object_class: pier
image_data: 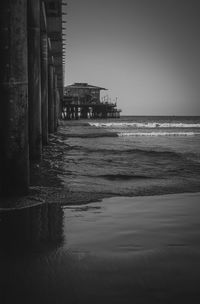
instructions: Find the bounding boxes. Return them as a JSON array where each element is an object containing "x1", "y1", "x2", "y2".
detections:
[
  {"x1": 0, "y1": 0, "x2": 65, "y2": 196},
  {"x1": 63, "y1": 83, "x2": 121, "y2": 119}
]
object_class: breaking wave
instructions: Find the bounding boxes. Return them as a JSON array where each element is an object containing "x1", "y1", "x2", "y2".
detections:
[
  {"x1": 89, "y1": 122, "x2": 200, "y2": 128},
  {"x1": 118, "y1": 132, "x2": 199, "y2": 137}
]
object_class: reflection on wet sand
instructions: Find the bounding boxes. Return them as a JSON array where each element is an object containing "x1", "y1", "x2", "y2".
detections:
[
  {"x1": 0, "y1": 203, "x2": 64, "y2": 254},
  {"x1": 1, "y1": 194, "x2": 200, "y2": 304},
  {"x1": 0, "y1": 203, "x2": 66, "y2": 304}
]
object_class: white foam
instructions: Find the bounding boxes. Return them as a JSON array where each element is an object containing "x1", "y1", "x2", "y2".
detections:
[
  {"x1": 89, "y1": 122, "x2": 200, "y2": 129},
  {"x1": 118, "y1": 132, "x2": 200, "y2": 137}
]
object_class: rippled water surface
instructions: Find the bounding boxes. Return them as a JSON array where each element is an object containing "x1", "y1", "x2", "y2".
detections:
[{"x1": 58, "y1": 116, "x2": 200, "y2": 199}]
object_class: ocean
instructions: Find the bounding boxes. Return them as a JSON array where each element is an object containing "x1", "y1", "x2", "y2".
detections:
[
  {"x1": 1, "y1": 116, "x2": 200, "y2": 303},
  {"x1": 59, "y1": 115, "x2": 200, "y2": 200}
]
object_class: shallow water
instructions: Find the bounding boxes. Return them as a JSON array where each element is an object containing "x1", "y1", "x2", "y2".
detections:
[
  {"x1": 58, "y1": 116, "x2": 200, "y2": 199},
  {"x1": 1, "y1": 193, "x2": 200, "y2": 303}
]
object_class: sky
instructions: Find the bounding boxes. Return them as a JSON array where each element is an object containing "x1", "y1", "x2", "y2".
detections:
[{"x1": 64, "y1": 0, "x2": 200, "y2": 115}]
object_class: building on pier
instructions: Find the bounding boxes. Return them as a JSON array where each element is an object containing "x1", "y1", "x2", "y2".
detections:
[{"x1": 63, "y1": 83, "x2": 121, "y2": 119}]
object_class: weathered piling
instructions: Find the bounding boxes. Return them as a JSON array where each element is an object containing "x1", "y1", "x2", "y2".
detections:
[
  {"x1": 48, "y1": 43, "x2": 55, "y2": 133},
  {"x1": 27, "y1": 0, "x2": 42, "y2": 160},
  {"x1": 54, "y1": 74, "x2": 58, "y2": 131},
  {"x1": 40, "y1": 2, "x2": 49, "y2": 145},
  {"x1": 0, "y1": 0, "x2": 29, "y2": 194},
  {"x1": 0, "y1": 0, "x2": 65, "y2": 198},
  {"x1": 56, "y1": 88, "x2": 61, "y2": 123},
  {"x1": 75, "y1": 106, "x2": 79, "y2": 120}
]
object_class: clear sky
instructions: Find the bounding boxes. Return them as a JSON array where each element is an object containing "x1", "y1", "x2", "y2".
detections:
[{"x1": 64, "y1": 0, "x2": 200, "y2": 115}]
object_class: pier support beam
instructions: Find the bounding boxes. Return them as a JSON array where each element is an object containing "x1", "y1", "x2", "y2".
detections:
[
  {"x1": 40, "y1": 2, "x2": 48, "y2": 145},
  {"x1": 71, "y1": 106, "x2": 75, "y2": 120},
  {"x1": 80, "y1": 107, "x2": 89, "y2": 119},
  {"x1": 48, "y1": 52, "x2": 55, "y2": 133},
  {"x1": 54, "y1": 74, "x2": 58, "y2": 131},
  {"x1": 75, "y1": 107, "x2": 79, "y2": 120},
  {"x1": 27, "y1": 0, "x2": 42, "y2": 160},
  {"x1": 67, "y1": 106, "x2": 71, "y2": 120},
  {"x1": 0, "y1": 0, "x2": 29, "y2": 195},
  {"x1": 56, "y1": 88, "x2": 60, "y2": 127}
]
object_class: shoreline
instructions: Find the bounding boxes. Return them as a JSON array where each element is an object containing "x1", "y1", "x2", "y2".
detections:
[
  {"x1": 1, "y1": 190, "x2": 200, "y2": 212},
  {"x1": 1, "y1": 119, "x2": 200, "y2": 211}
]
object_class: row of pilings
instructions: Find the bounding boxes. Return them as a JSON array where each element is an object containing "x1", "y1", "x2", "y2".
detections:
[
  {"x1": 62, "y1": 105, "x2": 121, "y2": 120},
  {"x1": 0, "y1": 0, "x2": 63, "y2": 196}
]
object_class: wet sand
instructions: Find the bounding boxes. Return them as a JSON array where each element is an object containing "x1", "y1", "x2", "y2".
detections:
[
  {"x1": 62, "y1": 193, "x2": 200, "y2": 303},
  {"x1": 1, "y1": 192, "x2": 200, "y2": 303}
]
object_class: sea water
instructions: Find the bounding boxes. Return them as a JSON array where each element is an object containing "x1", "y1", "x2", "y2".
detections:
[
  {"x1": 59, "y1": 116, "x2": 200, "y2": 198},
  {"x1": 1, "y1": 116, "x2": 200, "y2": 303}
]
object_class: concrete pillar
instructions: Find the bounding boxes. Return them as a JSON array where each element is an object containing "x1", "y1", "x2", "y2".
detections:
[
  {"x1": 75, "y1": 107, "x2": 79, "y2": 120},
  {"x1": 67, "y1": 106, "x2": 70, "y2": 120},
  {"x1": 40, "y1": 2, "x2": 48, "y2": 145},
  {"x1": 0, "y1": 0, "x2": 29, "y2": 195},
  {"x1": 27, "y1": 0, "x2": 42, "y2": 161},
  {"x1": 71, "y1": 106, "x2": 75, "y2": 120},
  {"x1": 80, "y1": 108, "x2": 84, "y2": 119},
  {"x1": 54, "y1": 74, "x2": 58, "y2": 131},
  {"x1": 48, "y1": 49, "x2": 55, "y2": 133},
  {"x1": 91, "y1": 107, "x2": 94, "y2": 119},
  {"x1": 56, "y1": 88, "x2": 60, "y2": 126},
  {"x1": 81, "y1": 107, "x2": 88, "y2": 119}
]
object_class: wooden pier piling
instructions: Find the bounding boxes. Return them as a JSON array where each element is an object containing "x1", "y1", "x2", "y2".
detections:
[
  {"x1": 27, "y1": 0, "x2": 42, "y2": 160},
  {"x1": 48, "y1": 51, "x2": 55, "y2": 133},
  {"x1": 0, "y1": 0, "x2": 65, "y2": 197},
  {"x1": 40, "y1": 2, "x2": 49, "y2": 145},
  {"x1": 0, "y1": 0, "x2": 30, "y2": 194},
  {"x1": 54, "y1": 73, "x2": 58, "y2": 131}
]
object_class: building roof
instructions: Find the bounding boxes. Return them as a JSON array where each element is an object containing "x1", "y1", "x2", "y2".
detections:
[{"x1": 65, "y1": 83, "x2": 107, "y2": 90}]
